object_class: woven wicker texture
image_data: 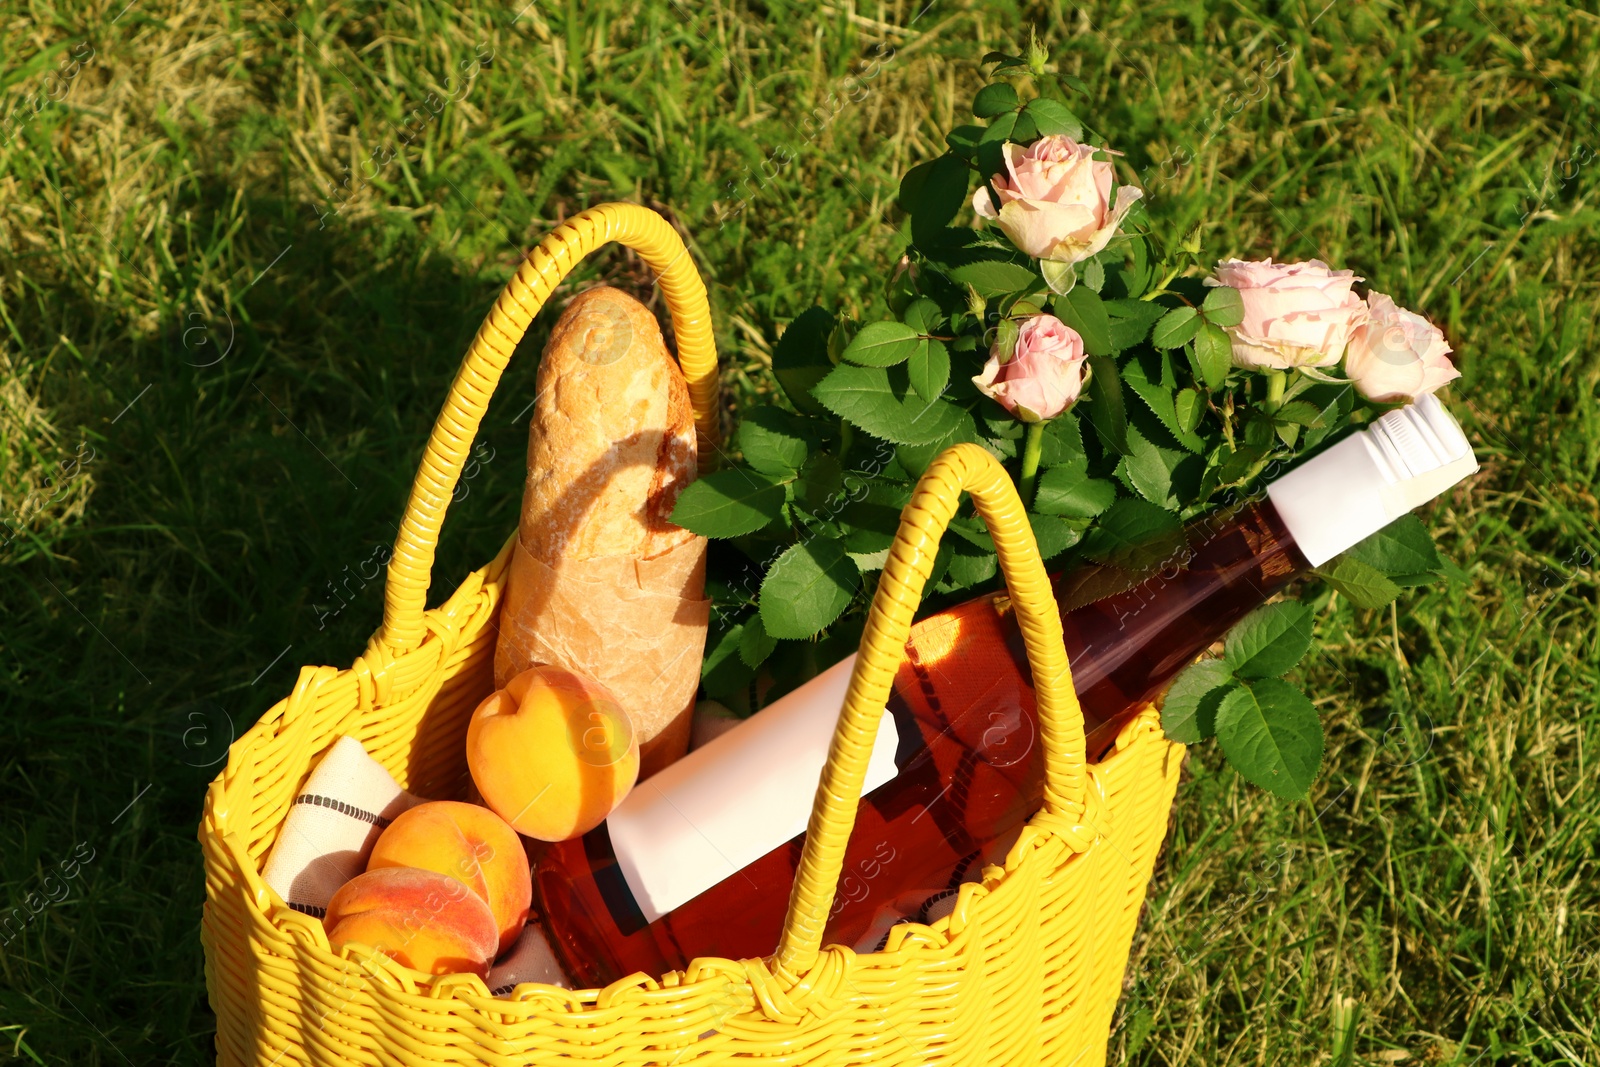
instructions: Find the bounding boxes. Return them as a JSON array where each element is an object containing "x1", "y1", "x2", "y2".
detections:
[{"x1": 199, "y1": 204, "x2": 1186, "y2": 1066}]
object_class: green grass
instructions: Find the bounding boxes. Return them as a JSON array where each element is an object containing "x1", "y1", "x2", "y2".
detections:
[{"x1": 1, "y1": 0, "x2": 1596, "y2": 1063}]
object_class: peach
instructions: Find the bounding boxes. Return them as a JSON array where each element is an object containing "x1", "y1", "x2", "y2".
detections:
[
  {"x1": 368, "y1": 801, "x2": 532, "y2": 955},
  {"x1": 323, "y1": 867, "x2": 498, "y2": 978},
  {"x1": 467, "y1": 665, "x2": 640, "y2": 842}
]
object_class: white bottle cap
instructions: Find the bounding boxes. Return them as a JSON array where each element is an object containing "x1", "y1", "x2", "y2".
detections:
[
  {"x1": 605, "y1": 654, "x2": 901, "y2": 923},
  {"x1": 1265, "y1": 393, "x2": 1477, "y2": 567}
]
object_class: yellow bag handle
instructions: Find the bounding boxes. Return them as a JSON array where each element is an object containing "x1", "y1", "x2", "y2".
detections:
[
  {"x1": 774, "y1": 442, "x2": 1086, "y2": 974},
  {"x1": 377, "y1": 203, "x2": 721, "y2": 651}
]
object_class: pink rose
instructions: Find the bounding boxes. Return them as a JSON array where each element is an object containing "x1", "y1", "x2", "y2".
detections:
[
  {"x1": 1207, "y1": 258, "x2": 1368, "y2": 369},
  {"x1": 1343, "y1": 292, "x2": 1460, "y2": 402},
  {"x1": 972, "y1": 136, "x2": 1142, "y2": 264},
  {"x1": 973, "y1": 314, "x2": 1087, "y2": 422}
]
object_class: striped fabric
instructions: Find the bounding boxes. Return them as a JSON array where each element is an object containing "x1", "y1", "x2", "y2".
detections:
[{"x1": 260, "y1": 736, "x2": 421, "y2": 915}]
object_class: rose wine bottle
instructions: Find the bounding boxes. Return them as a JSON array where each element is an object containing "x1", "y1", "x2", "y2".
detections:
[{"x1": 534, "y1": 395, "x2": 1478, "y2": 988}]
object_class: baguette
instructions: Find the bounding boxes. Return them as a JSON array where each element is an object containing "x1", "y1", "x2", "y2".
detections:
[{"x1": 493, "y1": 287, "x2": 710, "y2": 778}]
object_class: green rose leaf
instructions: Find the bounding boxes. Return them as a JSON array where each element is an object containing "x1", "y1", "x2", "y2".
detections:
[
  {"x1": 812, "y1": 363, "x2": 971, "y2": 445},
  {"x1": 897, "y1": 158, "x2": 934, "y2": 212},
  {"x1": 1038, "y1": 411, "x2": 1087, "y2": 466},
  {"x1": 1080, "y1": 496, "x2": 1186, "y2": 571},
  {"x1": 737, "y1": 408, "x2": 811, "y2": 476},
  {"x1": 910, "y1": 153, "x2": 971, "y2": 245},
  {"x1": 1438, "y1": 554, "x2": 1471, "y2": 585},
  {"x1": 1083, "y1": 353, "x2": 1130, "y2": 456},
  {"x1": 1200, "y1": 284, "x2": 1245, "y2": 328},
  {"x1": 1034, "y1": 459, "x2": 1117, "y2": 518},
  {"x1": 1316, "y1": 555, "x2": 1404, "y2": 609},
  {"x1": 976, "y1": 112, "x2": 1019, "y2": 174},
  {"x1": 796, "y1": 453, "x2": 844, "y2": 512},
  {"x1": 1243, "y1": 413, "x2": 1277, "y2": 450},
  {"x1": 1113, "y1": 237, "x2": 1154, "y2": 299},
  {"x1": 1214, "y1": 679, "x2": 1325, "y2": 800},
  {"x1": 1082, "y1": 256, "x2": 1106, "y2": 293},
  {"x1": 760, "y1": 537, "x2": 860, "y2": 639},
  {"x1": 1011, "y1": 109, "x2": 1039, "y2": 144},
  {"x1": 843, "y1": 506, "x2": 898, "y2": 557},
  {"x1": 1103, "y1": 297, "x2": 1167, "y2": 351},
  {"x1": 903, "y1": 297, "x2": 943, "y2": 335},
  {"x1": 1122, "y1": 358, "x2": 1205, "y2": 452},
  {"x1": 973, "y1": 82, "x2": 1020, "y2": 118},
  {"x1": 670, "y1": 468, "x2": 787, "y2": 537},
  {"x1": 772, "y1": 307, "x2": 837, "y2": 417},
  {"x1": 1274, "y1": 400, "x2": 1332, "y2": 427},
  {"x1": 1022, "y1": 97, "x2": 1083, "y2": 139},
  {"x1": 701, "y1": 621, "x2": 756, "y2": 700},
  {"x1": 1295, "y1": 384, "x2": 1358, "y2": 449},
  {"x1": 1190, "y1": 320, "x2": 1233, "y2": 390},
  {"x1": 1215, "y1": 442, "x2": 1267, "y2": 486},
  {"x1": 738, "y1": 611, "x2": 778, "y2": 668},
  {"x1": 947, "y1": 258, "x2": 1040, "y2": 297},
  {"x1": 1027, "y1": 511, "x2": 1086, "y2": 562},
  {"x1": 893, "y1": 408, "x2": 983, "y2": 477},
  {"x1": 841, "y1": 320, "x2": 922, "y2": 367},
  {"x1": 1152, "y1": 305, "x2": 1201, "y2": 349},
  {"x1": 1174, "y1": 388, "x2": 1206, "y2": 436},
  {"x1": 1223, "y1": 602, "x2": 1315, "y2": 679},
  {"x1": 1059, "y1": 73, "x2": 1091, "y2": 96},
  {"x1": 945, "y1": 515, "x2": 995, "y2": 553},
  {"x1": 907, "y1": 338, "x2": 951, "y2": 404},
  {"x1": 944, "y1": 548, "x2": 999, "y2": 590},
  {"x1": 1161, "y1": 659, "x2": 1235, "y2": 744},
  {"x1": 1054, "y1": 287, "x2": 1113, "y2": 356},
  {"x1": 982, "y1": 404, "x2": 1025, "y2": 441},
  {"x1": 1343, "y1": 514, "x2": 1444, "y2": 578},
  {"x1": 1115, "y1": 424, "x2": 1197, "y2": 510},
  {"x1": 946, "y1": 124, "x2": 984, "y2": 158}
]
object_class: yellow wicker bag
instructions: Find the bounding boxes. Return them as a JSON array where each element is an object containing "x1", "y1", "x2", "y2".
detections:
[{"x1": 199, "y1": 203, "x2": 1186, "y2": 1066}]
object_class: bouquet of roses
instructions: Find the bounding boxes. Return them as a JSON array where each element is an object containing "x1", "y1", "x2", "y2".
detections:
[{"x1": 672, "y1": 43, "x2": 1463, "y2": 799}]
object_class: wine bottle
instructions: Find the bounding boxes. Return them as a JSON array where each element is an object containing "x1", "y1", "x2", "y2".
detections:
[{"x1": 534, "y1": 395, "x2": 1478, "y2": 988}]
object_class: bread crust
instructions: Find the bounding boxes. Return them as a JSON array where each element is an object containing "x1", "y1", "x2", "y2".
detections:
[
  {"x1": 497, "y1": 286, "x2": 709, "y2": 777},
  {"x1": 519, "y1": 287, "x2": 697, "y2": 563}
]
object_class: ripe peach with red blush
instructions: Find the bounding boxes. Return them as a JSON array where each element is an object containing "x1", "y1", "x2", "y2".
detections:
[
  {"x1": 323, "y1": 866, "x2": 498, "y2": 977},
  {"x1": 367, "y1": 800, "x2": 531, "y2": 955}
]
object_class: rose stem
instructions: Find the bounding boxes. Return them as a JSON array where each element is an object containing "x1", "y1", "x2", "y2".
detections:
[
  {"x1": 1264, "y1": 368, "x2": 1287, "y2": 412},
  {"x1": 1018, "y1": 420, "x2": 1045, "y2": 506},
  {"x1": 1140, "y1": 265, "x2": 1185, "y2": 300}
]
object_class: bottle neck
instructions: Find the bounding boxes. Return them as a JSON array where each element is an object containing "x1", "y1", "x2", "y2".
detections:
[
  {"x1": 1060, "y1": 495, "x2": 1310, "y2": 753},
  {"x1": 882, "y1": 494, "x2": 1310, "y2": 763}
]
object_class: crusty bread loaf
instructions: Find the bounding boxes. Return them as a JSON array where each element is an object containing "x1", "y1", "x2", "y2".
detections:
[
  {"x1": 518, "y1": 287, "x2": 698, "y2": 564},
  {"x1": 494, "y1": 286, "x2": 710, "y2": 779}
]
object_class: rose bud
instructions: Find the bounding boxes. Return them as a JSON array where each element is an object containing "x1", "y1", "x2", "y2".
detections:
[
  {"x1": 973, "y1": 313, "x2": 1088, "y2": 423},
  {"x1": 1343, "y1": 292, "x2": 1461, "y2": 403},
  {"x1": 972, "y1": 135, "x2": 1142, "y2": 265},
  {"x1": 1206, "y1": 258, "x2": 1369, "y2": 370}
]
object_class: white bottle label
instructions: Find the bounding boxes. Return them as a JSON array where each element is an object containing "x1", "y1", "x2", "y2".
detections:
[{"x1": 605, "y1": 654, "x2": 902, "y2": 923}]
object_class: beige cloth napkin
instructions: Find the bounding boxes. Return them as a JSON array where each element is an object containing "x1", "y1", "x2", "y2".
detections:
[
  {"x1": 260, "y1": 736, "x2": 568, "y2": 995},
  {"x1": 486, "y1": 922, "x2": 571, "y2": 994},
  {"x1": 260, "y1": 736, "x2": 421, "y2": 918}
]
